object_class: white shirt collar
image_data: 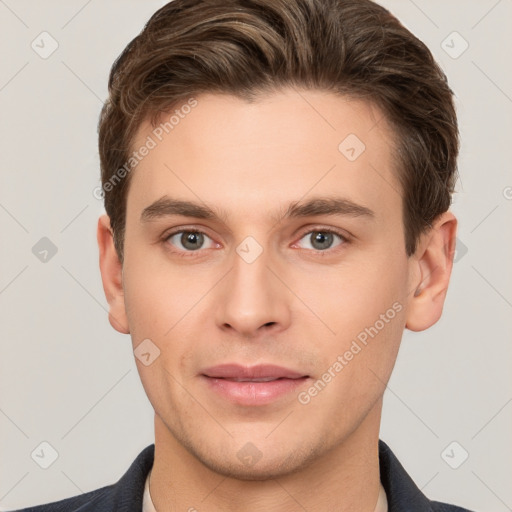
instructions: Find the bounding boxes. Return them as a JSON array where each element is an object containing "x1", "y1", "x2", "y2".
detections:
[{"x1": 142, "y1": 468, "x2": 157, "y2": 512}]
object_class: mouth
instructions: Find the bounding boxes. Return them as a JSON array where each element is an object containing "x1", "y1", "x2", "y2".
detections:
[
  {"x1": 215, "y1": 376, "x2": 296, "y2": 382},
  {"x1": 201, "y1": 363, "x2": 308, "y2": 380},
  {"x1": 200, "y1": 364, "x2": 310, "y2": 405}
]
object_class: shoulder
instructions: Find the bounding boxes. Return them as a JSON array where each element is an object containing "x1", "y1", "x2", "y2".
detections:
[
  {"x1": 431, "y1": 500, "x2": 477, "y2": 512},
  {"x1": 9, "y1": 485, "x2": 113, "y2": 512},
  {"x1": 378, "y1": 439, "x2": 478, "y2": 512},
  {"x1": 9, "y1": 444, "x2": 155, "y2": 512}
]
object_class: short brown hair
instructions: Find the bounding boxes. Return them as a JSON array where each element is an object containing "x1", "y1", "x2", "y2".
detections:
[{"x1": 98, "y1": 0, "x2": 459, "y2": 264}]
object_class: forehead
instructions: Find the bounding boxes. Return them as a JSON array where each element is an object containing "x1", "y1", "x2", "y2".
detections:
[{"x1": 126, "y1": 88, "x2": 401, "y2": 227}]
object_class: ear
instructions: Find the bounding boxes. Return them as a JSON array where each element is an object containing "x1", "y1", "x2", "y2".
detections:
[
  {"x1": 97, "y1": 214, "x2": 130, "y2": 334},
  {"x1": 405, "y1": 211, "x2": 458, "y2": 332}
]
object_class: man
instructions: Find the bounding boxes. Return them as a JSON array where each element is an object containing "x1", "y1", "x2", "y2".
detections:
[{"x1": 14, "y1": 0, "x2": 476, "y2": 510}]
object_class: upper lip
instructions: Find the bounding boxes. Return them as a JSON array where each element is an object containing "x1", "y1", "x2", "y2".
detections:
[{"x1": 201, "y1": 364, "x2": 308, "y2": 380}]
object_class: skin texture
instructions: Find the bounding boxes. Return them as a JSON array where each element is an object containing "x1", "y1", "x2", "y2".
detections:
[{"x1": 97, "y1": 88, "x2": 457, "y2": 511}]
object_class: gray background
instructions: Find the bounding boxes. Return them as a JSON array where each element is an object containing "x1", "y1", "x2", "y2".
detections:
[{"x1": 1, "y1": 0, "x2": 511, "y2": 510}]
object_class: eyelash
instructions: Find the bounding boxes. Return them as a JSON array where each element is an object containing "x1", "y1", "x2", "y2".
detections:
[{"x1": 161, "y1": 226, "x2": 351, "y2": 259}]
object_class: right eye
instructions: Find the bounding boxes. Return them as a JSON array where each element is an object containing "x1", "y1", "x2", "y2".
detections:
[{"x1": 164, "y1": 229, "x2": 216, "y2": 256}]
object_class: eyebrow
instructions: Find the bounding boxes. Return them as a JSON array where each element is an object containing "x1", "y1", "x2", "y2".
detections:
[{"x1": 140, "y1": 195, "x2": 375, "y2": 225}]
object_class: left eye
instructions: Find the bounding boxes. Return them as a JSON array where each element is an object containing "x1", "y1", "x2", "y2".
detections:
[{"x1": 295, "y1": 230, "x2": 346, "y2": 251}]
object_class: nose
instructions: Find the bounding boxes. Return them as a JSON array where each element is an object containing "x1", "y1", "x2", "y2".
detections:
[{"x1": 215, "y1": 244, "x2": 292, "y2": 339}]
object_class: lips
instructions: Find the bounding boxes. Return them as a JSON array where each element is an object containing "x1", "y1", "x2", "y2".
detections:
[
  {"x1": 201, "y1": 363, "x2": 308, "y2": 380},
  {"x1": 200, "y1": 364, "x2": 310, "y2": 406}
]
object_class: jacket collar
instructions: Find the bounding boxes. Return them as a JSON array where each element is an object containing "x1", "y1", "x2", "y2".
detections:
[{"x1": 378, "y1": 439, "x2": 433, "y2": 511}]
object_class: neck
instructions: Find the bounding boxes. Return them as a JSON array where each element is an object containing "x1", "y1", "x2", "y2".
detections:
[{"x1": 150, "y1": 400, "x2": 383, "y2": 512}]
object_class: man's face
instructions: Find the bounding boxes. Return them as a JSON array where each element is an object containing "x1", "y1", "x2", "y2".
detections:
[{"x1": 119, "y1": 88, "x2": 416, "y2": 478}]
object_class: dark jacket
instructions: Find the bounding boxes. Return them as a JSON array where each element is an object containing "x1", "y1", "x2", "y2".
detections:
[{"x1": 11, "y1": 439, "x2": 476, "y2": 511}]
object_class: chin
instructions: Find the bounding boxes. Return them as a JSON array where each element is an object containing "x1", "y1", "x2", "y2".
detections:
[
  {"x1": 187, "y1": 436, "x2": 321, "y2": 481},
  {"x1": 199, "y1": 453, "x2": 309, "y2": 481}
]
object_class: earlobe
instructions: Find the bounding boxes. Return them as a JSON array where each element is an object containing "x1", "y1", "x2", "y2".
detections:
[
  {"x1": 97, "y1": 214, "x2": 130, "y2": 335},
  {"x1": 405, "y1": 212, "x2": 458, "y2": 332}
]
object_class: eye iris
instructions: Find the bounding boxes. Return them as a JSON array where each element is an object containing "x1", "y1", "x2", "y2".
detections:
[
  {"x1": 182, "y1": 231, "x2": 203, "y2": 250},
  {"x1": 311, "y1": 231, "x2": 333, "y2": 250}
]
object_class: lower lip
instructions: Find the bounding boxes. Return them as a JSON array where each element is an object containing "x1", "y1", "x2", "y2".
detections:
[{"x1": 201, "y1": 376, "x2": 310, "y2": 406}]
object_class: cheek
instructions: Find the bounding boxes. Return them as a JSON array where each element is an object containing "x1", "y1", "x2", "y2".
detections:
[
  {"x1": 303, "y1": 254, "x2": 406, "y2": 336},
  {"x1": 301, "y1": 254, "x2": 407, "y2": 398},
  {"x1": 122, "y1": 249, "x2": 203, "y2": 339}
]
